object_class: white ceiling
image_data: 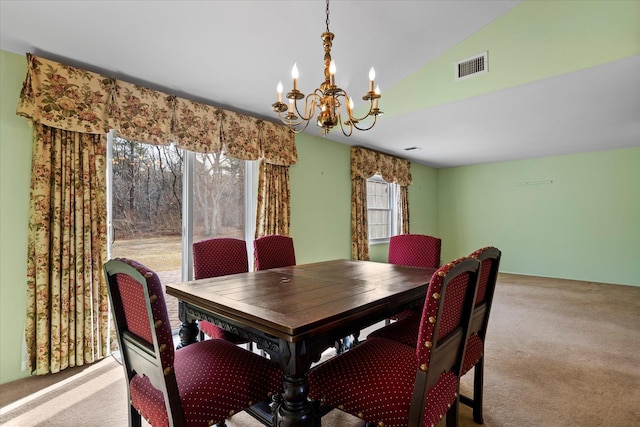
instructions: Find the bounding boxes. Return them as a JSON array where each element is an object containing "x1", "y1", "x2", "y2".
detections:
[{"x1": 1, "y1": 0, "x2": 639, "y2": 168}]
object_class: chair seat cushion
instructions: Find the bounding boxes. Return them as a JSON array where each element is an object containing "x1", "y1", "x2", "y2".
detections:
[
  {"x1": 369, "y1": 318, "x2": 485, "y2": 376},
  {"x1": 199, "y1": 320, "x2": 248, "y2": 344},
  {"x1": 462, "y1": 333, "x2": 484, "y2": 375},
  {"x1": 308, "y1": 337, "x2": 458, "y2": 427},
  {"x1": 130, "y1": 339, "x2": 282, "y2": 427},
  {"x1": 367, "y1": 312, "x2": 420, "y2": 347}
]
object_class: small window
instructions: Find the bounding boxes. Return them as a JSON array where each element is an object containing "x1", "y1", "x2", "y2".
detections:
[{"x1": 367, "y1": 175, "x2": 400, "y2": 243}]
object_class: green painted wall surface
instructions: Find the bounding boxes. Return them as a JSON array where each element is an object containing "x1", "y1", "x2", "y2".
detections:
[
  {"x1": 289, "y1": 134, "x2": 352, "y2": 264},
  {"x1": 382, "y1": 0, "x2": 640, "y2": 117},
  {"x1": 406, "y1": 163, "x2": 440, "y2": 237},
  {"x1": 438, "y1": 148, "x2": 640, "y2": 286},
  {"x1": 0, "y1": 50, "x2": 32, "y2": 383}
]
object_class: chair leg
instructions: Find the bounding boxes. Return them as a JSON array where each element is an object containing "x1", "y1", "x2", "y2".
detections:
[
  {"x1": 472, "y1": 358, "x2": 484, "y2": 424},
  {"x1": 129, "y1": 403, "x2": 142, "y2": 427},
  {"x1": 445, "y1": 397, "x2": 460, "y2": 427},
  {"x1": 270, "y1": 393, "x2": 283, "y2": 427},
  {"x1": 311, "y1": 399, "x2": 322, "y2": 427}
]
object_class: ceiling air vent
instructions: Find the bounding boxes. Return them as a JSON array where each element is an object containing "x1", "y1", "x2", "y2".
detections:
[{"x1": 455, "y1": 51, "x2": 488, "y2": 81}]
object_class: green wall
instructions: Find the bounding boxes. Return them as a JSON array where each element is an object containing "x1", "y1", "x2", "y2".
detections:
[
  {"x1": 438, "y1": 148, "x2": 640, "y2": 286},
  {"x1": 382, "y1": 0, "x2": 640, "y2": 117},
  {"x1": 1, "y1": 50, "x2": 32, "y2": 383},
  {"x1": 289, "y1": 134, "x2": 352, "y2": 264}
]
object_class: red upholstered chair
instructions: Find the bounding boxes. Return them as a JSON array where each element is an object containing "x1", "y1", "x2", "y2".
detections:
[
  {"x1": 387, "y1": 233, "x2": 442, "y2": 321},
  {"x1": 253, "y1": 234, "x2": 296, "y2": 271},
  {"x1": 308, "y1": 257, "x2": 481, "y2": 427},
  {"x1": 104, "y1": 258, "x2": 282, "y2": 427},
  {"x1": 193, "y1": 238, "x2": 249, "y2": 344},
  {"x1": 388, "y1": 233, "x2": 442, "y2": 269},
  {"x1": 368, "y1": 247, "x2": 502, "y2": 424},
  {"x1": 193, "y1": 237, "x2": 248, "y2": 279},
  {"x1": 458, "y1": 247, "x2": 501, "y2": 424}
]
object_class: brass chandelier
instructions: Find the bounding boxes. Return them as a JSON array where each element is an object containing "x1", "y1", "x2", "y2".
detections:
[{"x1": 271, "y1": 0, "x2": 382, "y2": 136}]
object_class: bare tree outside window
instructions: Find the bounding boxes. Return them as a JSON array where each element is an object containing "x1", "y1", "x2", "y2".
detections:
[
  {"x1": 111, "y1": 137, "x2": 184, "y2": 239},
  {"x1": 193, "y1": 152, "x2": 244, "y2": 241},
  {"x1": 109, "y1": 137, "x2": 246, "y2": 329}
]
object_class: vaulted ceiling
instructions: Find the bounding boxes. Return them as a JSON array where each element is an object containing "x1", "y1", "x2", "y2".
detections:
[{"x1": 1, "y1": 0, "x2": 638, "y2": 167}]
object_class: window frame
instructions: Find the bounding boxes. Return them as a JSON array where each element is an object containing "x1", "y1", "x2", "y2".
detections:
[
  {"x1": 106, "y1": 131, "x2": 257, "y2": 279},
  {"x1": 366, "y1": 174, "x2": 400, "y2": 244}
]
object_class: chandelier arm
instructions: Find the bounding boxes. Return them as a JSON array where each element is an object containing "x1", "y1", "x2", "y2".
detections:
[
  {"x1": 277, "y1": 110, "x2": 313, "y2": 134},
  {"x1": 351, "y1": 114, "x2": 379, "y2": 132},
  {"x1": 306, "y1": 91, "x2": 323, "y2": 121},
  {"x1": 330, "y1": 98, "x2": 354, "y2": 137},
  {"x1": 277, "y1": 111, "x2": 305, "y2": 128},
  {"x1": 347, "y1": 99, "x2": 378, "y2": 123},
  {"x1": 337, "y1": 114, "x2": 354, "y2": 137},
  {"x1": 290, "y1": 91, "x2": 322, "y2": 122}
]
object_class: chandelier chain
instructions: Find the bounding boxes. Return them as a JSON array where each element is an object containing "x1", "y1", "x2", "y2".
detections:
[{"x1": 325, "y1": 0, "x2": 330, "y2": 33}]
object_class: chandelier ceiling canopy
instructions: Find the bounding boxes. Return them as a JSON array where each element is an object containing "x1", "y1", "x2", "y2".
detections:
[{"x1": 271, "y1": 0, "x2": 382, "y2": 137}]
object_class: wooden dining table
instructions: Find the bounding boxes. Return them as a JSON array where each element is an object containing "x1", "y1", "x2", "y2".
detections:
[{"x1": 166, "y1": 259, "x2": 436, "y2": 427}]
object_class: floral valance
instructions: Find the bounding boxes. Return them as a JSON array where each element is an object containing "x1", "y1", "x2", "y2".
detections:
[
  {"x1": 17, "y1": 53, "x2": 296, "y2": 165},
  {"x1": 350, "y1": 146, "x2": 412, "y2": 186}
]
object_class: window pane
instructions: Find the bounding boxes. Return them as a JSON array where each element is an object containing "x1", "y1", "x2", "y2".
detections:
[
  {"x1": 367, "y1": 180, "x2": 389, "y2": 209},
  {"x1": 367, "y1": 175, "x2": 399, "y2": 241},
  {"x1": 368, "y1": 209, "x2": 391, "y2": 239},
  {"x1": 193, "y1": 152, "x2": 245, "y2": 241},
  {"x1": 110, "y1": 138, "x2": 183, "y2": 329}
]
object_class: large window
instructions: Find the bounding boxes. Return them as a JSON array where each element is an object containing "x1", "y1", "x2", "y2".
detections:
[
  {"x1": 107, "y1": 133, "x2": 255, "y2": 330},
  {"x1": 367, "y1": 174, "x2": 400, "y2": 243}
]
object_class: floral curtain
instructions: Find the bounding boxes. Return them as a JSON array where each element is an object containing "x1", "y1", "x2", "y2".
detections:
[
  {"x1": 17, "y1": 53, "x2": 297, "y2": 163},
  {"x1": 350, "y1": 146, "x2": 412, "y2": 260},
  {"x1": 24, "y1": 124, "x2": 108, "y2": 374},
  {"x1": 400, "y1": 186, "x2": 410, "y2": 234},
  {"x1": 255, "y1": 161, "x2": 291, "y2": 238},
  {"x1": 17, "y1": 53, "x2": 295, "y2": 375}
]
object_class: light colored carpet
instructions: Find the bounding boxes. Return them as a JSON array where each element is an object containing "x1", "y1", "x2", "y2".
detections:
[{"x1": 1, "y1": 273, "x2": 639, "y2": 426}]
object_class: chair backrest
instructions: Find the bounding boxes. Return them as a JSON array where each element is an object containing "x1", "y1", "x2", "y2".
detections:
[
  {"x1": 468, "y1": 246, "x2": 502, "y2": 339},
  {"x1": 409, "y1": 256, "x2": 480, "y2": 420},
  {"x1": 104, "y1": 258, "x2": 184, "y2": 425},
  {"x1": 253, "y1": 234, "x2": 296, "y2": 270},
  {"x1": 193, "y1": 237, "x2": 249, "y2": 279},
  {"x1": 388, "y1": 233, "x2": 442, "y2": 269}
]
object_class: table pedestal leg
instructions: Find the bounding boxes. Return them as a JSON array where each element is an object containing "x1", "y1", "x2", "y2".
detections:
[
  {"x1": 176, "y1": 301, "x2": 199, "y2": 349},
  {"x1": 273, "y1": 375, "x2": 316, "y2": 427}
]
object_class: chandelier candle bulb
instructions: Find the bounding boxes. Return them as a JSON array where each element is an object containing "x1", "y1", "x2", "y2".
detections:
[
  {"x1": 330, "y1": 61, "x2": 336, "y2": 86},
  {"x1": 292, "y1": 63, "x2": 299, "y2": 91},
  {"x1": 369, "y1": 67, "x2": 375, "y2": 92},
  {"x1": 277, "y1": 82, "x2": 283, "y2": 103}
]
